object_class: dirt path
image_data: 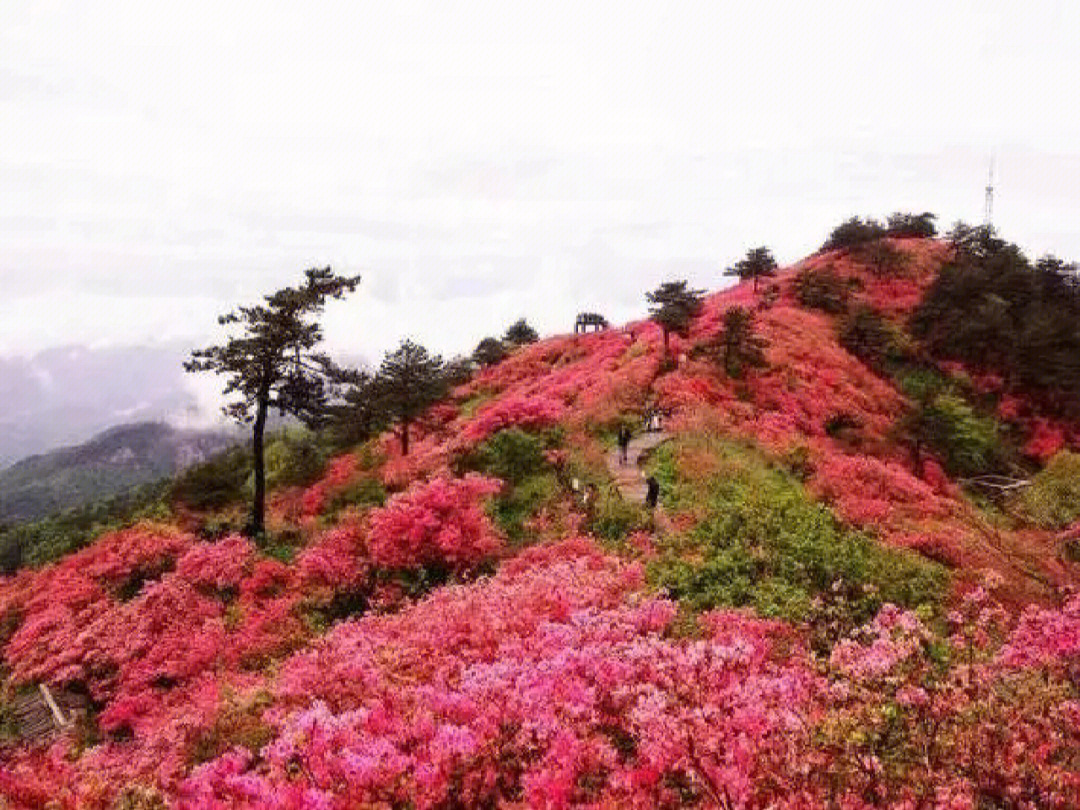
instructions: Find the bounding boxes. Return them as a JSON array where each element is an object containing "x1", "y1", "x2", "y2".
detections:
[{"x1": 606, "y1": 430, "x2": 671, "y2": 503}]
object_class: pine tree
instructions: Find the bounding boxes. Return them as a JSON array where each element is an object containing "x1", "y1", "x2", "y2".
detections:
[
  {"x1": 718, "y1": 306, "x2": 767, "y2": 378},
  {"x1": 503, "y1": 318, "x2": 539, "y2": 346},
  {"x1": 185, "y1": 268, "x2": 360, "y2": 536},
  {"x1": 473, "y1": 336, "x2": 508, "y2": 367},
  {"x1": 645, "y1": 280, "x2": 704, "y2": 355},
  {"x1": 726, "y1": 247, "x2": 778, "y2": 293},
  {"x1": 375, "y1": 339, "x2": 447, "y2": 455}
]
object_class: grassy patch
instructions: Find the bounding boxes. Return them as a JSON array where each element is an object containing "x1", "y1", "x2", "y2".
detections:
[{"x1": 647, "y1": 436, "x2": 946, "y2": 647}]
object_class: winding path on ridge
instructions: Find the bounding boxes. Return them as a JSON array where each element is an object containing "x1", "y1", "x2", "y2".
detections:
[{"x1": 605, "y1": 429, "x2": 671, "y2": 503}]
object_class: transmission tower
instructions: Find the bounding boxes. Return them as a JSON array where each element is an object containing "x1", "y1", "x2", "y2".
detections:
[{"x1": 983, "y1": 155, "x2": 995, "y2": 227}]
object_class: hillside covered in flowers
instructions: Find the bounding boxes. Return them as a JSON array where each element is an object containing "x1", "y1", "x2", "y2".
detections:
[{"x1": 3, "y1": 227, "x2": 1080, "y2": 808}]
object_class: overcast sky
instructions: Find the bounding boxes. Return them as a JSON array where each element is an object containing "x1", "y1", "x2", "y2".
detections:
[{"x1": 3, "y1": 0, "x2": 1079, "y2": 365}]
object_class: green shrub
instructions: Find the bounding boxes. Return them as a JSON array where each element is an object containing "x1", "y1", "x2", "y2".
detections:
[
  {"x1": 822, "y1": 217, "x2": 886, "y2": 251},
  {"x1": 648, "y1": 437, "x2": 945, "y2": 634},
  {"x1": 466, "y1": 428, "x2": 546, "y2": 485},
  {"x1": 587, "y1": 488, "x2": 647, "y2": 545},
  {"x1": 324, "y1": 477, "x2": 386, "y2": 520},
  {"x1": 839, "y1": 305, "x2": 910, "y2": 367},
  {"x1": 1019, "y1": 451, "x2": 1080, "y2": 528},
  {"x1": 793, "y1": 266, "x2": 849, "y2": 313},
  {"x1": 261, "y1": 429, "x2": 329, "y2": 491},
  {"x1": 172, "y1": 445, "x2": 250, "y2": 510},
  {"x1": 487, "y1": 472, "x2": 558, "y2": 543},
  {"x1": 920, "y1": 393, "x2": 1004, "y2": 477}
]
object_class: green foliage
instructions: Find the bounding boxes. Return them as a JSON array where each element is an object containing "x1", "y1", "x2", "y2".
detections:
[
  {"x1": 1, "y1": 479, "x2": 172, "y2": 570},
  {"x1": 375, "y1": 339, "x2": 448, "y2": 455},
  {"x1": 793, "y1": 266, "x2": 849, "y2": 313},
  {"x1": 725, "y1": 246, "x2": 778, "y2": 292},
  {"x1": 886, "y1": 211, "x2": 937, "y2": 238},
  {"x1": 822, "y1": 217, "x2": 886, "y2": 251},
  {"x1": 0, "y1": 531, "x2": 22, "y2": 575},
  {"x1": 919, "y1": 394, "x2": 1003, "y2": 477},
  {"x1": 645, "y1": 280, "x2": 705, "y2": 350},
  {"x1": 324, "y1": 477, "x2": 387, "y2": 520},
  {"x1": 473, "y1": 336, "x2": 508, "y2": 367},
  {"x1": 913, "y1": 224, "x2": 1080, "y2": 414},
  {"x1": 322, "y1": 370, "x2": 389, "y2": 451},
  {"x1": 462, "y1": 428, "x2": 558, "y2": 543},
  {"x1": 648, "y1": 438, "x2": 945, "y2": 632},
  {"x1": 895, "y1": 368, "x2": 1007, "y2": 477},
  {"x1": 839, "y1": 305, "x2": 909, "y2": 368},
  {"x1": 487, "y1": 473, "x2": 558, "y2": 543},
  {"x1": 719, "y1": 306, "x2": 767, "y2": 378},
  {"x1": 171, "y1": 444, "x2": 251, "y2": 510},
  {"x1": 466, "y1": 429, "x2": 546, "y2": 485},
  {"x1": 261, "y1": 428, "x2": 329, "y2": 491},
  {"x1": 503, "y1": 318, "x2": 539, "y2": 346},
  {"x1": 1018, "y1": 451, "x2": 1080, "y2": 528},
  {"x1": 587, "y1": 488, "x2": 647, "y2": 545},
  {"x1": 854, "y1": 239, "x2": 906, "y2": 277}
]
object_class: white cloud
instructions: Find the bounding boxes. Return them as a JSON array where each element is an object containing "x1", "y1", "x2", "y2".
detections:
[{"x1": 1, "y1": 0, "x2": 1078, "y2": 366}]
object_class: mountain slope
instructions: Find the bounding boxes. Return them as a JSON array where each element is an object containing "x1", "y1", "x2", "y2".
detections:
[
  {"x1": 2, "y1": 235, "x2": 1079, "y2": 807},
  {"x1": 0, "y1": 422, "x2": 239, "y2": 524}
]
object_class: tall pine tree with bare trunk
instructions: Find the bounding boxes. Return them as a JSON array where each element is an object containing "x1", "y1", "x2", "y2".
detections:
[{"x1": 185, "y1": 267, "x2": 360, "y2": 537}]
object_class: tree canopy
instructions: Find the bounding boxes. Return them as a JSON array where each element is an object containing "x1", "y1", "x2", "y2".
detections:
[
  {"x1": 726, "y1": 246, "x2": 778, "y2": 292},
  {"x1": 503, "y1": 318, "x2": 539, "y2": 346},
  {"x1": 473, "y1": 336, "x2": 508, "y2": 367},
  {"x1": 913, "y1": 224, "x2": 1080, "y2": 415},
  {"x1": 646, "y1": 280, "x2": 704, "y2": 353},
  {"x1": 185, "y1": 267, "x2": 360, "y2": 535},
  {"x1": 376, "y1": 339, "x2": 448, "y2": 455}
]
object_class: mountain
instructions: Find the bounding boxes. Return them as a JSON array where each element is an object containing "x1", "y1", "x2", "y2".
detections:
[
  {"x1": 0, "y1": 421, "x2": 240, "y2": 524},
  {"x1": 0, "y1": 343, "x2": 204, "y2": 468},
  {"x1": 3, "y1": 231, "x2": 1080, "y2": 806}
]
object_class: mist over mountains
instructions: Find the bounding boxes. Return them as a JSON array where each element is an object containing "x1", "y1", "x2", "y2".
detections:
[{"x1": 0, "y1": 343, "x2": 211, "y2": 468}]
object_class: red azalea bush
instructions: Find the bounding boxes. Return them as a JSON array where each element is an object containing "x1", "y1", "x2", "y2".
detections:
[
  {"x1": 176, "y1": 534, "x2": 255, "y2": 592},
  {"x1": 296, "y1": 521, "x2": 368, "y2": 591},
  {"x1": 462, "y1": 393, "x2": 566, "y2": 443},
  {"x1": 366, "y1": 474, "x2": 504, "y2": 570},
  {"x1": 299, "y1": 453, "x2": 361, "y2": 518},
  {"x1": 178, "y1": 539, "x2": 820, "y2": 809}
]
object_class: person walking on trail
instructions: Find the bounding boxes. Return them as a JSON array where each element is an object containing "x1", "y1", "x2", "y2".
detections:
[
  {"x1": 645, "y1": 475, "x2": 660, "y2": 509},
  {"x1": 617, "y1": 424, "x2": 632, "y2": 466}
]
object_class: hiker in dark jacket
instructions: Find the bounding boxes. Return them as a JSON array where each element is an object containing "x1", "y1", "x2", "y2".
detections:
[
  {"x1": 645, "y1": 475, "x2": 660, "y2": 509},
  {"x1": 617, "y1": 424, "x2": 632, "y2": 465}
]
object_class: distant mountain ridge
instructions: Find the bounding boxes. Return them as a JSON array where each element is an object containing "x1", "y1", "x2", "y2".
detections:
[
  {"x1": 0, "y1": 343, "x2": 204, "y2": 468},
  {"x1": 0, "y1": 421, "x2": 240, "y2": 524}
]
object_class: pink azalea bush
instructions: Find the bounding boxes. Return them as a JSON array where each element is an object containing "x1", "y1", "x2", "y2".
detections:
[
  {"x1": 177, "y1": 539, "x2": 820, "y2": 809},
  {"x1": 366, "y1": 474, "x2": 504, "y2": 570},
  {"x1": 462, "y1": 393, "x2": 566, "y2": 443}
]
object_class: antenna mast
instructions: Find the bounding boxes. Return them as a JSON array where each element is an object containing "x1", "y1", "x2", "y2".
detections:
[{"x1": 983, "y1": 155, "x2": 995, "y2": 227}]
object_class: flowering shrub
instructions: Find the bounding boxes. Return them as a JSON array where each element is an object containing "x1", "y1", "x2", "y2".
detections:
[
  {"x1": 462, "y1": 393, "x2": 566, "y2": 443},
  {"x1": 6, "y1": 237, "x2": 1080, "y2": 806},
  {"x1": 366, "y1": 474, "x2": 504, "y2": 570},
  {"x1": 179, "y1": 540, "x2": 820, "y2": 809},
  {"x1": 175, "y1": 535, "x2": 255, "y2": 592},
  {"x1": 811, "y1": 588, "x2": 1080, "y2": 807}
]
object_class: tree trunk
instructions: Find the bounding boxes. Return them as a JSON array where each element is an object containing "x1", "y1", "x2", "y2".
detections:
[
  {"x1": 250, "y1": 388, "x2": 269, "y2": 538},
  {"x1": 662, "y1": 328, "x2": 670, "y2": 358},
  {"x1": 400, "y1": 419, "x2": 410, "y2": 456},
  {"x1": 753, "y1": 273, "x2": 758, "y2": 293}
]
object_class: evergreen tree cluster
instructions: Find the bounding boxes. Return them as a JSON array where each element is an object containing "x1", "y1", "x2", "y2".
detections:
[
  {"x1": 912, "y1": 224, "x2": 1080, "y2": 415},
  {"x1": 821, "y1": 212, "x2": 937, "y2": 252}
]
